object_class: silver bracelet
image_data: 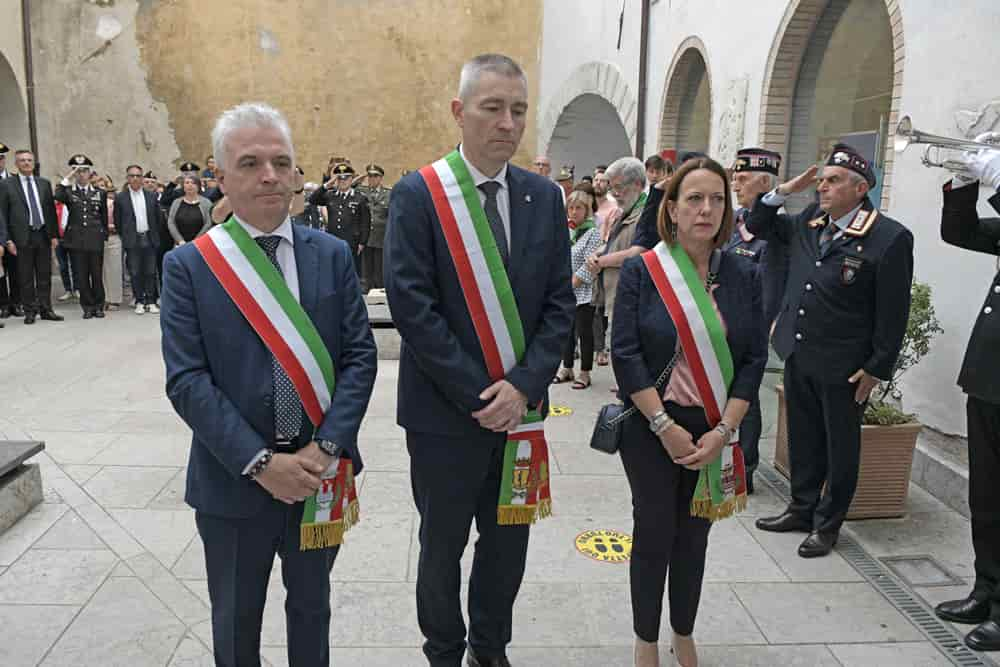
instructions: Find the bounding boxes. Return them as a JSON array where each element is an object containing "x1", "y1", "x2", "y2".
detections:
[
  {"x1": 714, "y1": 422, "x2": 733, "y2": 441},
  {"x1": 649, "y1": 410, "x2": 674, "y2": 435}
]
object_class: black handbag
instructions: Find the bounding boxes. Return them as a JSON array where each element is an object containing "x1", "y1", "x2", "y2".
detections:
[
  {"x1": 589, "y1": 351, "x2": 679, "y2": 455},
  {"x1": 589, "y1": 249, "x2": 720, "y2": 455}
]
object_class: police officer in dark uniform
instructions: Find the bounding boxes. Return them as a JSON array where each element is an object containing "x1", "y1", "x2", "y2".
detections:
[
  {"x1": 725, "y1": 147, "x2": 789, "y2": 493},
  {"x1": 308, "y1": 162, "x2": 370, "y2": 286},
  {"x1": 357, "y1": 163, "x2": 390, "y2": 291},
  {"x1": 55, "y1": 154, "x2": 109, "y2": 319},
  {"x1": 750, "y1": 144, "x2": 914, "y2": 558},
  {"x1": 933, "y1": 146, "x2": 1000, "y2": 652}
]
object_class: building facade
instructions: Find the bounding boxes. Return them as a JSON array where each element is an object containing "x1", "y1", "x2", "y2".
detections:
[{"x1": 539, "y1": 0, "x2": 1000, "y2": 436}]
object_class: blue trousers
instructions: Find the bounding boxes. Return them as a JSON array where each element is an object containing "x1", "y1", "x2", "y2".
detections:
[{"x1": 196, "y1": 499, "x2": 339, "y2": 667}]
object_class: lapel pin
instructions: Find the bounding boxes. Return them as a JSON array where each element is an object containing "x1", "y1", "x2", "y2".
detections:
[
  {"x1": 856, "y1": 245, "x2": 863, "y2": 252},
  {"x1": 524, "y1": 194, "x2": 531, "y2": 203}
]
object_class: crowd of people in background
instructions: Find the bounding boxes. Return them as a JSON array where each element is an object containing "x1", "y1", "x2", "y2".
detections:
[{"x1": 0, "y1": 146, "x2": 393, "y2": 327}]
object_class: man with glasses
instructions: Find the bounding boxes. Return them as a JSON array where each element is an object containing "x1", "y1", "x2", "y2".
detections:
[
  {"x1": 530, "y1": 155, "x2": 552, "y2": 178},
  {"x1": 116, "y1": 165, "x2": 163, "y2": 314},
  {"x1": 309, "y1": 162, "x2": 370, "y2": 285}
]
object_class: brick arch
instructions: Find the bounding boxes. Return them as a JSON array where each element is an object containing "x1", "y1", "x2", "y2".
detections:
[
  {"x1": 538, "y1": 61, "x2": 637, "y2": 155},
  {"x1": 658, "y1": 36, "x2": 713, "y2": 154},
  {"x1": 758, "y1": 0, "x2": 905, "y2": 209}
]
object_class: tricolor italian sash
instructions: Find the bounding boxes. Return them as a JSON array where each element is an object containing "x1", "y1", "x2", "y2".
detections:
[
  {"x1": 194, "y1": 220, "x2": 359, "y2": 550},
  {"x1": 643, "y1": 242, "x2": 747, "y2": 521},
  {"x1": 419, "y1": 151, "x2": 552, "y2": 525}
]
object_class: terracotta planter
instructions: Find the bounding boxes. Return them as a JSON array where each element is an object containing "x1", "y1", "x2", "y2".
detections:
[{"x1": 774, "y1": 385, "x2": 922, "y2": 520}]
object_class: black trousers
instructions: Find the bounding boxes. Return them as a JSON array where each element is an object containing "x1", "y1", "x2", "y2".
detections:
[
  {"x1": 740, "y1": 396, "x2": 762, "y2": 477},
  {"x1": 620, "y1": 403, "x2": 712, "y2": 641},
  {"x1": 363, "y1": 245, "x2": 383, "y2": 290},
  {"x1": 784, "y1": 354, "x2": 864, "y2": 533},
  {"x1": 196, "y1": 500, "x2": 339, "y2": 667},
  {"x1": 0, "y1": 251, "x2": 19, "y2": 309},
  {"x1": 562, "y1": 304, "x2": 596, "y2": 371},
  {"x1": 593, "y1": 305, "x2": 607, "y2": 353},
  {"x1": 17, "y1": 232, "x2": 53, "y2": 314},
  {"x1": 70, "y1": 249, "x2": 105, "y2": 312},
  {"x1": 126, "y1": 237, "x2": 158, "y2": 305},
  {"x1": 408, "y1": 430, "x2": 530, "y2": 667},
  {"x1": 966, "y1": 396, "x2": 1000, "y2": 620}
]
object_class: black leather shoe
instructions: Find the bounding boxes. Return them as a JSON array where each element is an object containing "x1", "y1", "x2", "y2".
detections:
[
  {"x1": 12, "y1": 305, "x2": 24, "y2": 317},
  {"x1": 40, "y1": 310, "x2": 64, "y2": 321},
  {"x1": 965, "y1": 620, "x2": 1000, "y2": 651},
  {"x1": 798, "y1": 530, "x2": 837, "y2": 558},
  {"x1": 467, "y1": 647, "x2": 512, "y2": 667},
  {"x1": 23, "y1": 313, "x2": 35, "y2": 324},
  {"x1": 0, "y1": 320, "x2": 5, "y2": 328},
  {"x1": 746, "y1": 474, "x2": 755, "y2": 495},
  {"x1": 93, "y1": 309, "x2": 105, "y2": 319},
  {"x1": 0, "y1": 308, "x2": 7, "y2": 319},
  {"x1": 936, "y1": 595, "x2": 991, "y2": 624},
  {"x1": 82, "y1": 310, "x2": 94, "y2": 320},
  {"x1": 755, "y1": 511, "x2": 811, "y2": 533}
]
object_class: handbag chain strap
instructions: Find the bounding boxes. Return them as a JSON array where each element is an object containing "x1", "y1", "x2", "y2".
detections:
[{"x1": 602, "y1": 254, "x2": 719, "y2": 429}]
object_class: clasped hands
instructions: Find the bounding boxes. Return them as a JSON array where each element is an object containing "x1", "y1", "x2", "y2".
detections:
[
  {"x1": 659, "y1": 423, "x2": 726, "y2": 471},
  {"x1": 254, "y1": 441, "x2": 334, "y2": 505},
  {"x1": 472, "y1": 379, "x2": 528, "y2": 433}
]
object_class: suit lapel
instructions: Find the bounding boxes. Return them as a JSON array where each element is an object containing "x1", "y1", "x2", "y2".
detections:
[
  {"x1": 13, "y1": 175, "x2": 28, "y2": 213},
  {"x1": 506, "y1": 166, "x2": 530, "y2": 270},
  {"x1": 293, "y1": 225, "x2": 320, "y2": 317}
]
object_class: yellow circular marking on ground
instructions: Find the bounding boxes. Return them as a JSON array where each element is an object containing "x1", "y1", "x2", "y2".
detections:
[
  {"x1": 575, "y1": 529, "x2": 632, "y2": 563},
  {"x1": 548, "y1": 405, "x2": 573, "y2": 417}
]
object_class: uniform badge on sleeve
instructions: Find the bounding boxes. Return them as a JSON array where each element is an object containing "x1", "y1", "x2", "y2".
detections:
[{"x1": 841, "y1": 256, "x2": 863, "y2": 285}]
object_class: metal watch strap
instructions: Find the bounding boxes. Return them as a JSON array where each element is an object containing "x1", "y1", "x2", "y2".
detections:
[{"x1": 315, "y1": 439, "x2": 340, "y2": 457}]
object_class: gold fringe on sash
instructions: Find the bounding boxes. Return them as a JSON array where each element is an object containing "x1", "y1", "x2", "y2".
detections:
[
  {"x1": 497, "y1": 505, "x2": 539, "y2": 526},
  {"x1": 537, "y1": 498, "x2": 553, "y2": 520},
  {"x1": 300, "y1": 521, "x2": 345, "y2": 550},
  {"x1": 690, "y1": 493, "x2": 748, "y2": 522}
]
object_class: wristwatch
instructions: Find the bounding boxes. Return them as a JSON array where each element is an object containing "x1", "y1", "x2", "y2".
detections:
[{"x1": 315, "y1": 439, "x2": 342, "y2": 458}]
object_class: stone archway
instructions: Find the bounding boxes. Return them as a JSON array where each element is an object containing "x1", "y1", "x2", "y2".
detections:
[
  {"x1": 658, "y1": 37, "x2": 713, "y2": 157},
  {"x1": 538, "y1": 61, "x2": 638, "y2": 159},
  {"x1": 547, "y1": 94, "x2": 631, "y2": 180},
  {"x1": 0, "y1": 52, "x2": 29, "y2": 154},
  {"x1": 758, "y1": 0, "x2": 904, "y2": 210}
]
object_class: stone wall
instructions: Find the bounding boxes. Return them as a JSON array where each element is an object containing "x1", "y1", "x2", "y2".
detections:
[{"x1": 27, "y1": 0, "x2": 542, "y2": 183}]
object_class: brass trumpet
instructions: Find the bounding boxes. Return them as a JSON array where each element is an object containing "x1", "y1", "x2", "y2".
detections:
[{"x1": 895, "y1": 115, "x2": 1000, "y2": 174}]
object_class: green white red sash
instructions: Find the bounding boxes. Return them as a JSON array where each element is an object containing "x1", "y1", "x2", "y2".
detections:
[
  {"x1": 419, "y1": 150, "x2": 551, "y2": 525},
  {"x1": 643, "y1": 242, "x2": 747, "y2": 521},
  {"x1": 194, "y1": 220, "x2": 358, "y2": 549}
]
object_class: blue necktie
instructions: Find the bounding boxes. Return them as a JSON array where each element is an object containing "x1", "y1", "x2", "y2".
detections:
[
  {"x1": 26, "y1": 177, "x2": 43, "y2": 230},
  {"x1": 255, "y1": 235, "x2": 303, "y2": 440}
]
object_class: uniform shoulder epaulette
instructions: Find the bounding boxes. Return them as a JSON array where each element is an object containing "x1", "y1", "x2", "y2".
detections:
[{"x1": 843, "y1": 209, "x2": 879, "y2": 237}]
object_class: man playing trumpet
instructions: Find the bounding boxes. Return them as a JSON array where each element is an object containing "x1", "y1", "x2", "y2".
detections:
[{"x1": 934, "y1": 138, "x2": 1000, "y2": 653}]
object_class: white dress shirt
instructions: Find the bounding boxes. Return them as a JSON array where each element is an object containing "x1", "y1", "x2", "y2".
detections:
[
  {"x1": 19, "y1": 175, "x2": 43, "y2": 221},
  {"x1": 233, "y1": 215, "x2": 300, "y2": 301},
  {"x1": 129, "y1": 187, "x2": 149, "y2": 234},
  {"x1": 459, "y1": 144, "x2": 511, "y2": 248}
]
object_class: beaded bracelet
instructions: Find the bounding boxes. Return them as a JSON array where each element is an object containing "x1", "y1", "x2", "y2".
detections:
[{"x1": 248, "y1": 449, "x2": 274, "y2": 480}]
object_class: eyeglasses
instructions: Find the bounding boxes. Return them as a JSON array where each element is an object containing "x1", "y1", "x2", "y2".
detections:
[
  {"x1": 533, "y1": 162, "x2": 549, "y2": 167},
  {"x1": 127, "y1": 173, "x2": 142, "y2": 178}
]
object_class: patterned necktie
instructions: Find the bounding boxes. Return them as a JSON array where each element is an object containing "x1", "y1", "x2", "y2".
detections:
[
  {"x1": 478, "y1": 181, "x2": 509, "y2": 266},
  {"x1": 819, "y1": 219, "x2": 838, "y2": 251},
  {"x1": 255, "y1": 235, "x2": 303, "y2": 440},
  {"x1": 26, "y1": 177, "x2": 44, "y2": 230}
]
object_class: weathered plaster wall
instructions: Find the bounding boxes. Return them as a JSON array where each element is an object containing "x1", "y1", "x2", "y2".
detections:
[
  {"x1": 0, "y1": 0, "x2": 30, "y2": 152},
  {"x1": 28, "y1": 0, "x2": 542, "y2": 183}
]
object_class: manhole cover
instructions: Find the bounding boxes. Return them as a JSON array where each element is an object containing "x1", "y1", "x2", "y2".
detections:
[
  {"x1": 880, "y1": 555, "x2": 965, "y2": 587},
  {"x1": 549, "y1": 405, "x2": 573, "y2": 417},
  {"x1": 575, "y1": 529, "x2": 632, "y2": 563}
]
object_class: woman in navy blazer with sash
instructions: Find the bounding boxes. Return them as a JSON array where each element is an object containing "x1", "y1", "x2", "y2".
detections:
[{"x1": 612, "y1": 158, "x2": 767, "y2": 667}]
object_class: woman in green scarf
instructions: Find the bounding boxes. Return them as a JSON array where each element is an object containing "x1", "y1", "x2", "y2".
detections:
[{"x1": 553, "y1": 185, "x2": 603, "y2": 389}]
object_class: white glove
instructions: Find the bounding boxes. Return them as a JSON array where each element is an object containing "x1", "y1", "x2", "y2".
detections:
[
  {"x1": 974, "y1": 131, "x2": 1000, "y2": 145},
  {"x1": 965, "y1": 149, "x2": 1000, "y2": 189}
]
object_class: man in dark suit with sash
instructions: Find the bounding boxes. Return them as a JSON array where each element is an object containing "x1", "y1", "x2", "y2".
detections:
[
  {"x1": 160, "y1": 102, "x2": 377, "y2": 666},
  {"x1": 749, "y1": 144, "x2": 914, "y2": 558},
  {"x1": 384, "y1": 54, "x2": 574, "y2": 667}
]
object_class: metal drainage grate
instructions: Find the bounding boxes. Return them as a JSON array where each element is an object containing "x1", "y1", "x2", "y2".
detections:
[{"x1": 757, "y1": 465, "x2": 996, "y2": 667}]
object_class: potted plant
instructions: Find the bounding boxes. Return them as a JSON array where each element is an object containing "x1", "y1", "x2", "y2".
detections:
[{"x1": 774, "y1": 281, "x2": 943, "y2": 519}]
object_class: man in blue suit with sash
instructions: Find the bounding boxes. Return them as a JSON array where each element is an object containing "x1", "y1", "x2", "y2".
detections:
[
  {"x1": 384, "y1": 54, "x2": 574, "y2": 667},
  {"x1": 161, "y1": 102, "x2": 377, "y2": 666}
]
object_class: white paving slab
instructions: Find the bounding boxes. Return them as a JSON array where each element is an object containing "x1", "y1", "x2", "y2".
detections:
[
  {"x1": 0, "y1": 548, "x2": 118, "y2": 604},
  {"x1": 33, "y1": 509, "x2": 108, "y2": 550},
  {"x1": 41, "y1": 576, "x2": 186, "y2": 666},
  {"x1": 0, "y1": 604, "x2": 80, "y2": 667},
  {"x1": 83, "y1": 465, "x2": 177, "y2": 508},
  {"x1": 828, "y1": 641, "x2": 951, "y2": 666},
  {"x1": 109, "y1": 508, "x2": 197, "y2": 568},
  {"x1": 0, "y1": 502, "x2": 68, "y2": 565}
]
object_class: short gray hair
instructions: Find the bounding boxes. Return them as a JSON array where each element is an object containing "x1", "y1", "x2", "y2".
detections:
[
  {"x1": 457, "y1": 53, "x2": 526, "y2": 101},
  {"x1": 605, "y1": 157, "x2": 646, "y2": 187},
  {"x1": 211, "y1": 102, "x2": 294, "y2": 170}
]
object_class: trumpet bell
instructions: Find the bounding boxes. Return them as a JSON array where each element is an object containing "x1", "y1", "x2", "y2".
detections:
[{"x1": 894, "y1": 116, "x2": 914, "y2": 152}]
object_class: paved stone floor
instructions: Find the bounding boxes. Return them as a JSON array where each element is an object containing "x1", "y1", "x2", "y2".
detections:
[{"x1": 0, "y1": 304, "x2": 993, "y2": 666}]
